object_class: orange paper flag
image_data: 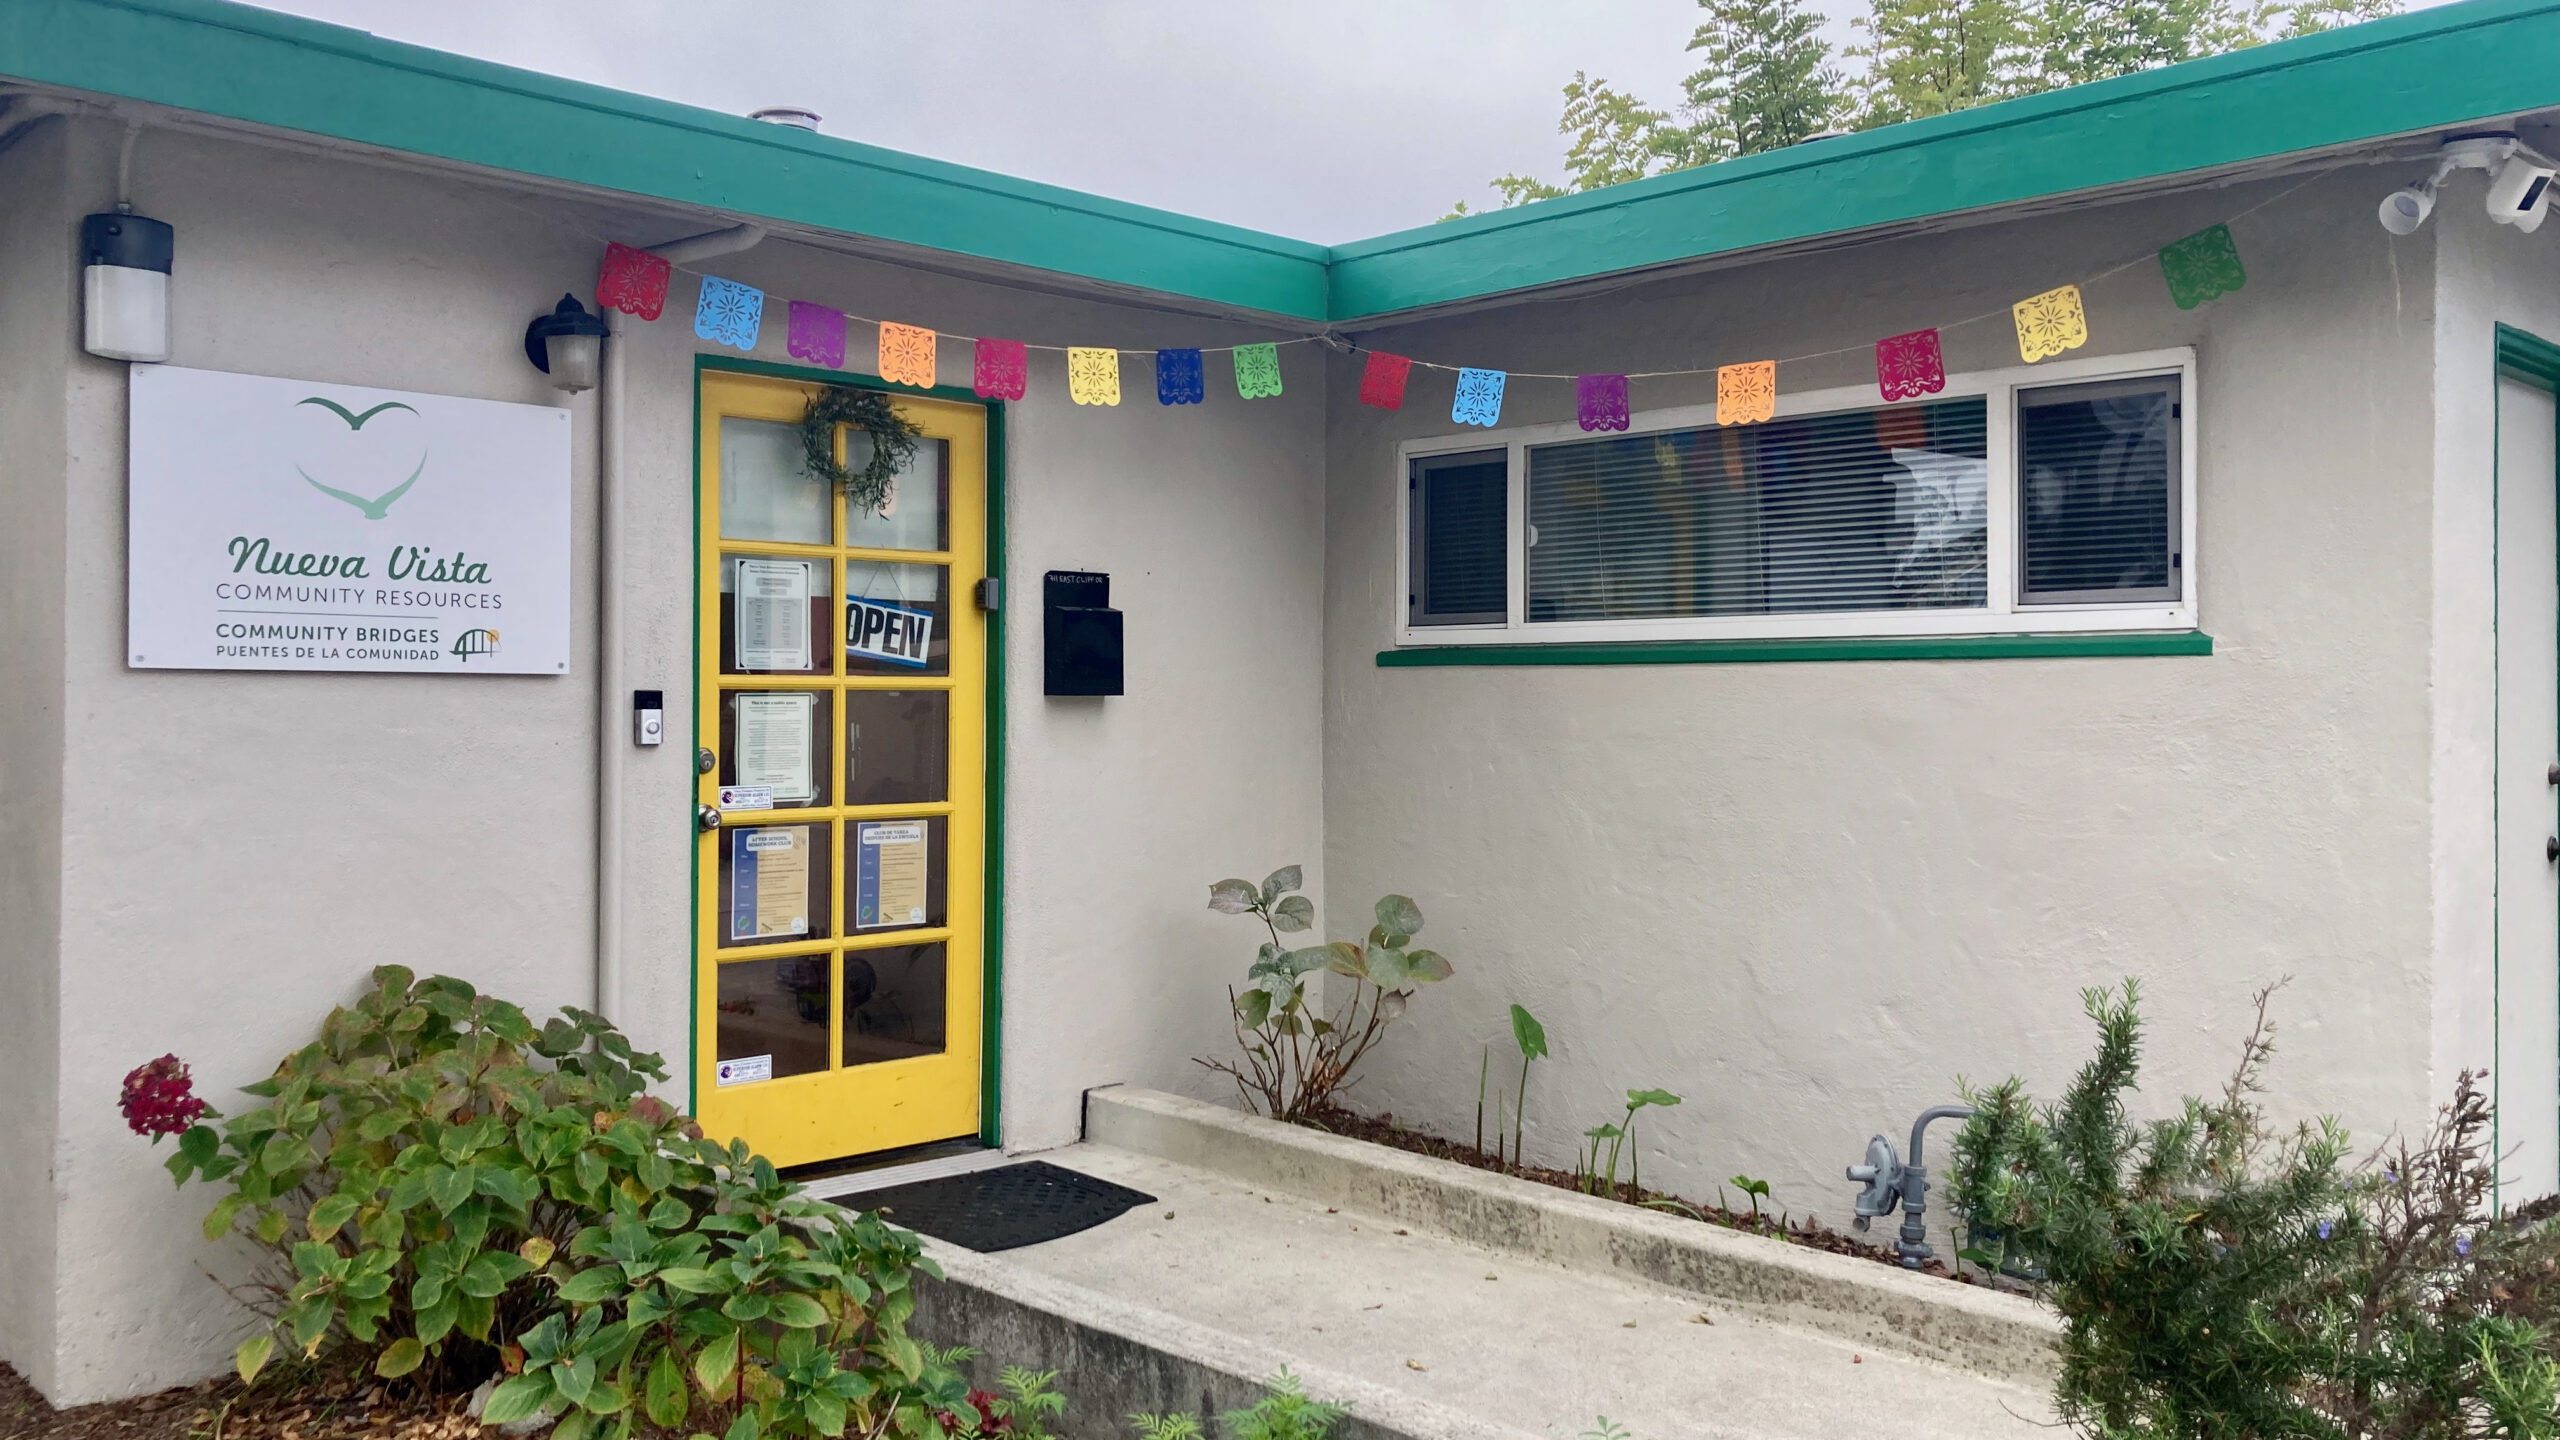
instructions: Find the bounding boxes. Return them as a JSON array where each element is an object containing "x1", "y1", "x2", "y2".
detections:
[
  {"x1": 877, "y1": 323, "x2": 937, "y2": 388},
  {"x1": 1717, "y1": 360, "x2": 1776, "y2": 426}
]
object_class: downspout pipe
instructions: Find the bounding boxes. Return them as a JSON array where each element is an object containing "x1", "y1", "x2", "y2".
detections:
[{"x1": 594, "y1": 220, "x2": 765, "y2": 1030}]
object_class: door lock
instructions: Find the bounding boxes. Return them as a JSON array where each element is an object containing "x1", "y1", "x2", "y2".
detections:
[
  {"x1": 698, "y1": 747, "x2": 717, "y2": 775},
  {"x1": 698, "y1": 804, "x2": 722, "y2": 833}
]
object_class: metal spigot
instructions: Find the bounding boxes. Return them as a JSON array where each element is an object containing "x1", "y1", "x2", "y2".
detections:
[{"x1": 1845, "y1": 1104, "x2": 1973, "y2": 1269}]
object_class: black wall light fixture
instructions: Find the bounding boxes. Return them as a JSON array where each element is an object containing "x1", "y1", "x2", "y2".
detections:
[{"x1": 524, "y1": 293, "x2": 608, "y2": 393}]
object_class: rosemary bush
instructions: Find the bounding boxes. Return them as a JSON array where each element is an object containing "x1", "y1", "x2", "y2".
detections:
[{"x1": 1953, "y1": 980, "x2": 2560, "y2": 1440}]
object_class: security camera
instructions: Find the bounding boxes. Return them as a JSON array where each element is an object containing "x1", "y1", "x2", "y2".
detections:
[
  {"x1": 2379, "y1": 180, "x2": 2437, "y2": 235},
  {"x1": 2488, "y1": 152, "x2": 2555, "y2": 230}
]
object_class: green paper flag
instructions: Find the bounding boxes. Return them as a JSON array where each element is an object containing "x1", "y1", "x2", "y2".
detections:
[
  {"x1": 2159, "y1": 224, "x2": 2245, "y2": 310},
  {"x1": 1233, "y1": 342, "x2": 1283, "y2": 400}
]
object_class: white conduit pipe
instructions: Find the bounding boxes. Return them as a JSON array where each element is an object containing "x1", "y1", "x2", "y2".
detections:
[{"x1": 595, "y1": 220, "x2": 766, "y2": 1029}]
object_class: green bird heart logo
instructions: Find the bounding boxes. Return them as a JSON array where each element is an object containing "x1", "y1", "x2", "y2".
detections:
[{"x1": 293, "y1": 396, "x2": 425, "y2": 520}]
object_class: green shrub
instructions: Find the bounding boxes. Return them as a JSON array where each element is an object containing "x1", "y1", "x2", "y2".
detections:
[
  {"x1": 142, "y1": 965, "x2": 983, "y2": 1440},
  {"x1": 1952, "y1": 980, "x2": 2560, "y2": 1440}
]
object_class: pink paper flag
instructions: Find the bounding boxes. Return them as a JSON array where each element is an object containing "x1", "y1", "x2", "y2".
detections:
[
  {"x1": 1875, "y1": 328, "x2": 1946, "y2": 402},
  {"x1": 787, "y1": 301, "x2": 846, "y2": 369},
  {"x1": 974, "y1": 338, "x2": 1028, "y2": 400}
]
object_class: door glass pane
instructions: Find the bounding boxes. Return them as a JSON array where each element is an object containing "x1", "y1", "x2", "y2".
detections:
[
  {"x1": 718, "y1": 691, "x2": 831, "y2": 809},
  {"x1": 716, "y1": 822, "x2": 833, "y2": 949},
  {"x1": 842, "y1": 942, "x2": 948, "y2": 1067},
  {"x1": 721, "y1": 554, "x2": 833, "y2": 676},
  {"x1": 715, "y1": 956, "x2": 830, "y2": 1083},
  {"x1": 844, "y1": 561, "x2": 948, "y2": 676},
  {"x1": 843, "y1": 437, "x2": 950, "y2": 553},
  {"x1": 721, "y1": 418, "x2": 832, "y2": 545},
  {"x1": 849, "y1": 816, "x2": 946, "y2": 932},
  {"x1": 844, "y1": 690, "x2": 948, "y2": 806}
]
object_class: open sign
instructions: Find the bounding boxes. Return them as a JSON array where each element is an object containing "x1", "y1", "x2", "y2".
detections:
[{"x1": 845, "y1": 595, "x2": 934, "y2": 668}]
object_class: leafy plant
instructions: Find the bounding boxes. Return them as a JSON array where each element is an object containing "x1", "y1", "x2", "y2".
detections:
[
  {"x1": 1951, "y1": 979, "x2": 2560, "y2": 1440},
  {"x1": 1507, "y1": 1004, "x2": 1547, "y2": 1173},
  {"x1": 1728, "y1": 1174, "x2": 1772, "y2": 1228},
  {"x1": 135, "y1": 965, "x2": 981, "y2": 1440},
  {"x1": 968, "y1": 1366, "x2": 1064, "y2": 1438},
  {"x1": 1197, "y1": 868, "x2": 1454, "y2": 1124},
  {"x1": 1223, "y1": 1368, "x2": 1344, "y2": 1440},
  {"x1": 1126, "y1": 1412, "x2": 1204, "y2": 1440},
  {"x1": 1575, "y1": 1089, "x2": 1682, "y2": 1202},
  {"x1": 1581, "y1": 1419, "x2": 1637, "y2": 1440}
]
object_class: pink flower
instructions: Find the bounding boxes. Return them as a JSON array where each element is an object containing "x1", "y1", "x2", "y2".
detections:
[{"x1": 119, "y1": 1054, "x2": 207, "y2": 1139}]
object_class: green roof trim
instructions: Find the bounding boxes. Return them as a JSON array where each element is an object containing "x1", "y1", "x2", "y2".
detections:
[
  {"x1": 5, "y1": 0, "x2": 2559, "y2": 325},
  {"x1": 0, "y1": 0, "x2": 1334, "y2": 319},
  {"x1": 1328, "y1": 0, "x2": 2560, "y2": 318}
]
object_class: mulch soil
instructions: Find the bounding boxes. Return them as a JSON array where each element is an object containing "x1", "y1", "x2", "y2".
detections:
[
  {"x1": 0, "y1": 1362, "x2": 490, "y2": 1440},
  {"x1": 1299, "y1": 1105, "x2": 1982, "y2": 1284}
]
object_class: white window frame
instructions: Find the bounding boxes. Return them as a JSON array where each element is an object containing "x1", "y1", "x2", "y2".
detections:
[{"x1": 1393, "y1": 346, "x2": 2199, "y2": 647}]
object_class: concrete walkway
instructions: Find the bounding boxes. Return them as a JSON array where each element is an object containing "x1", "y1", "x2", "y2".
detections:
[
  {"x1": 890, "y1": 1090, "x2": 2057, "y2": 1440},
  {"x1": 994, "y1": 1143, "x2": 2049, "y2": 1440}
]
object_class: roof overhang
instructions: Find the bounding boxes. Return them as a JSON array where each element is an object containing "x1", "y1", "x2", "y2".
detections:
[{"x1": 5, "y1": 0, "x2": 2560, "y2": 328}]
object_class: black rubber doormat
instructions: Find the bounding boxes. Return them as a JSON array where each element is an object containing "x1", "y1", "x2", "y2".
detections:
[{"x1": 846, "y1": 1161, "x2": 1156, "y2": 1252}]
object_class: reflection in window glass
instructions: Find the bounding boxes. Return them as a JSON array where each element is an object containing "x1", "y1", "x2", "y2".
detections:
[
  {"x1": 721, "y1": 418, "x2": 831, "y2": 545},
  {"x1": 716, "y1": 956, "x2": 830, "y2": 1082},
  {"x1": 842, "y1": 943, "x2": 947, "y2": 1067},
  {"x1": 2017, "y1": 375, "x2": 2179, "y2": 605},
  {"x1": 843, "y1": 437, "x2": 950, "y2": 553},
  {"x1": 845, "y1": 691, "x2": 948, "y2": 806},
  {"x1": 1526, "y1": 398, "x2": 1989, "y2": 622}
]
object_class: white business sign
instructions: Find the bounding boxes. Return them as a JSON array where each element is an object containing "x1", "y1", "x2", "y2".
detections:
[{"x1": 127, "y1": 365, "x2": 572, "y2": 674}]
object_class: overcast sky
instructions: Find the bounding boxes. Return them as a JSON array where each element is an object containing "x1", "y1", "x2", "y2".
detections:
[{"x1": 240, "y1": 0, "x2": 1720, "y2": 243}]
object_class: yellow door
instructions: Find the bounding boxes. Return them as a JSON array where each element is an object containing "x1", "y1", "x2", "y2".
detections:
[{"x1": 693, "y1": 370, "x2": 988, "y2": 1168}]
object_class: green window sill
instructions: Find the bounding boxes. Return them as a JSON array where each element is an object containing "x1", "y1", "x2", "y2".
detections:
[{"x1": 1376, "y1": 631, "x2": 2213, "y2": 667}]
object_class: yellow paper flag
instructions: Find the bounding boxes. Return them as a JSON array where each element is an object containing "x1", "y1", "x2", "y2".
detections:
[
  {"x1": 877, "y1": 323, "x2": 936, "y2": 388},
  {"x1": 2013, "y1": 285, "x2": 2088, "y2": 363},
  {"x1": 1716, "y1": 360, "x2": 1776, "y2": 426},
  {"x1": 1067, "y1": 347, "x2": 1121, "y2": 406}
]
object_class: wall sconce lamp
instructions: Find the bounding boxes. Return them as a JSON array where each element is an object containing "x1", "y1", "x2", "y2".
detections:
[
  {"x1": 81, "y1": 209, "x2": 173, "y2": 363},
  {"x1": 524, "y1": 293, "x2": 608, "y2": 393}
]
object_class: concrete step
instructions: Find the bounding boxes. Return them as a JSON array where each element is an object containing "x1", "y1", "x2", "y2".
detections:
[{"x1": 902, "y1": 1089, "x2": 2058, "y2": 1440}]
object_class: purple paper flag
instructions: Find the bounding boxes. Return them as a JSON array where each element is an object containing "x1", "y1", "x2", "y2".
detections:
[
  {"x1": 1576, "y1": 374, "x2": 1630, "y2": 432},
  {"x1": 787, "y1": 301, "x2": 846, "y2": 369}
]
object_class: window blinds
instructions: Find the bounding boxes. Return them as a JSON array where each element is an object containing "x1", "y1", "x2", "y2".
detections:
[
  {"x1": 2016, "y1": 375, "x2": 2179, "y2": 605},
  {"x1": 1524, "y1": 398, "x2": 1989, "y2": 623}
]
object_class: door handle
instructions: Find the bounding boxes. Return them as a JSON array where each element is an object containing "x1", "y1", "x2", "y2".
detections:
[
  {"x1": 698, "y1": 804, "x2": 722, "y2": 833},
  {"x1": 2547, "y1": 835, "x2": 2558, "y2": 864}
]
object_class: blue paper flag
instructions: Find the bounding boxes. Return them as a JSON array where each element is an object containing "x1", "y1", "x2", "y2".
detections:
[
  {"x1": 1156, "y1": 348, "x2": 1205, "y2": 406},
  {"x1": 694, "y1": 276, "x2": 764, "y2": 352},
  {"x1": 1452, "y1": 367, "x2": 1506, "y2": 427}
]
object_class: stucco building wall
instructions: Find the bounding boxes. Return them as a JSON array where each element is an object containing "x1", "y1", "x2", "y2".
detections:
[
  {"x1": 1319, "y1": 168, "x2": 2453, "y2": 1232},
  {"x1": 1, "y1": 115, "x2": 1326, "y2": 1403},
  {"x1": 0, "y1": 115, "x2": 77, "y2": 1398}
]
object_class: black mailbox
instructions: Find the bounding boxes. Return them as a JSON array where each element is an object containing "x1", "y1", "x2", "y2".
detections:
[{"x1": 1043, "y1": 570, "x2": 1123, "y2": 696}]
